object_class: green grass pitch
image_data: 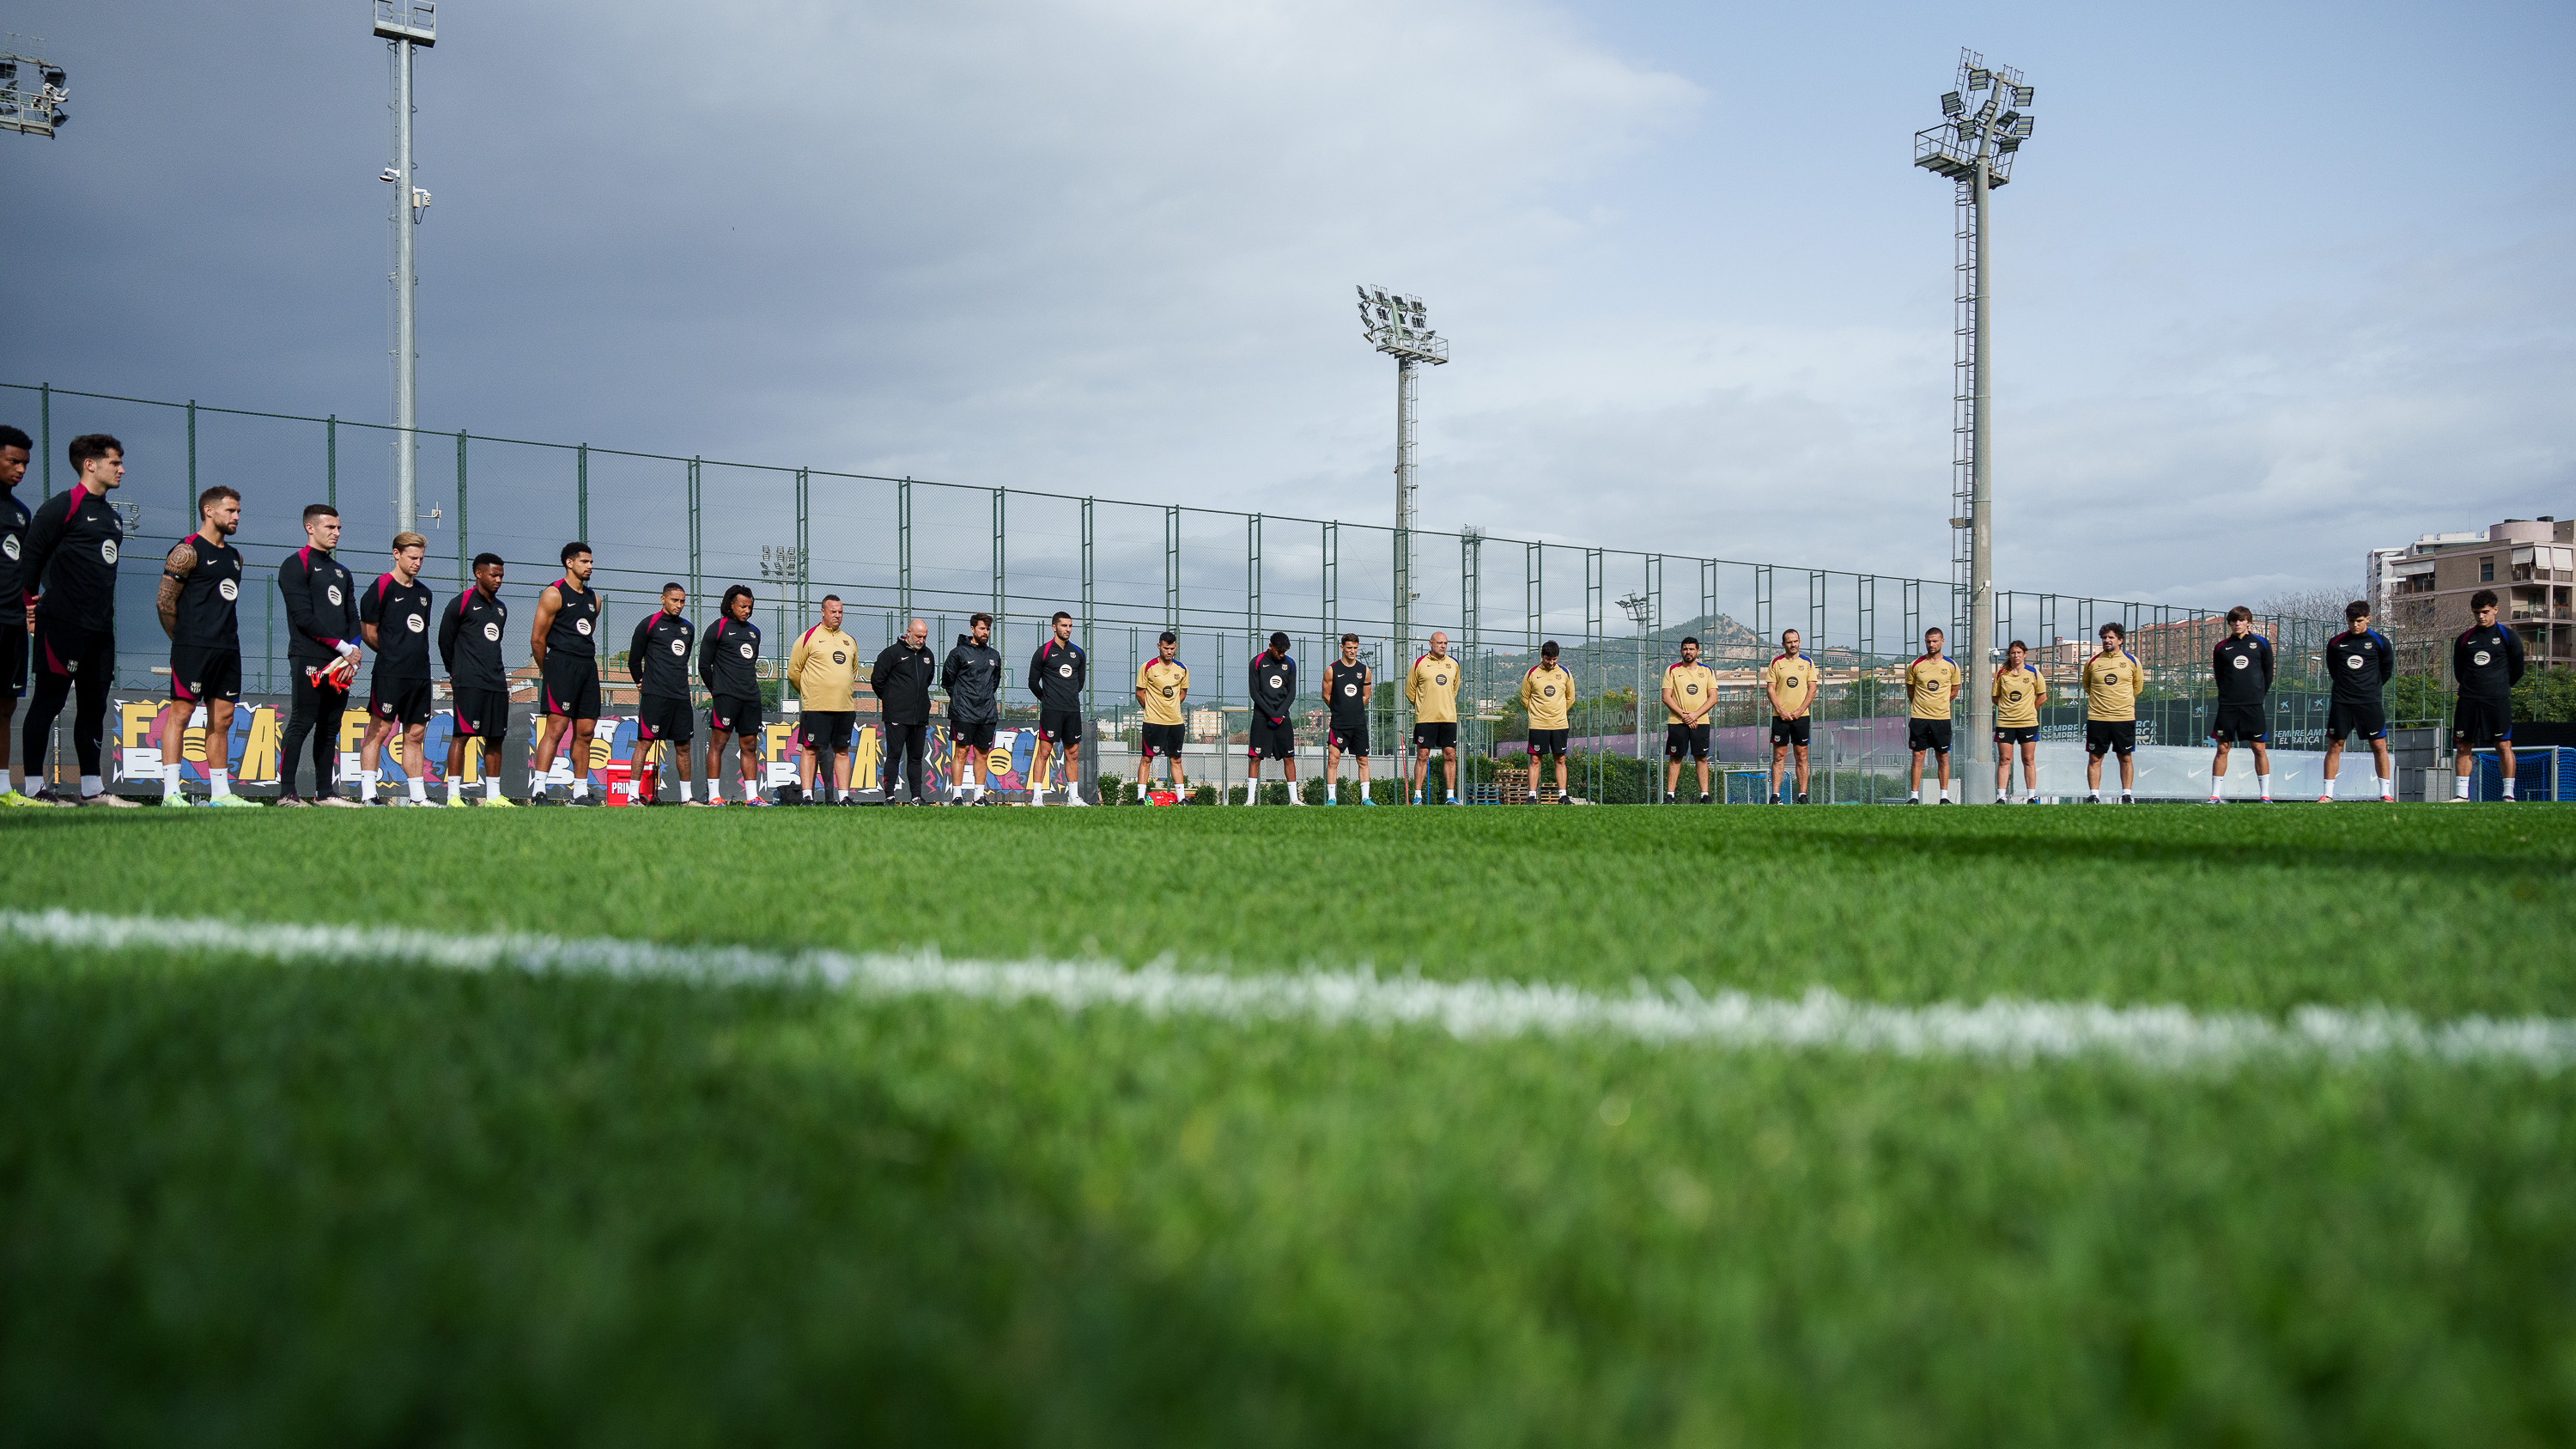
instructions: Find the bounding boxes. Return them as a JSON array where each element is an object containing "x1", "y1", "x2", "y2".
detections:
[{"x1": 3, "y1": 804, "x2": 2573, "y2": 1446}]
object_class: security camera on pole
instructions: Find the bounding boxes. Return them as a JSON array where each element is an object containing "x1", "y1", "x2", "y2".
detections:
[
  {"x1": 1356, "y1": 286, "x2": 1449, "y2": 773},
  {"x1": 374, "y1": 2, "x2": 437, "y2": 539},
  {"x1": 1914, "y1": 48, "x2": 2037, "y2": 805}
]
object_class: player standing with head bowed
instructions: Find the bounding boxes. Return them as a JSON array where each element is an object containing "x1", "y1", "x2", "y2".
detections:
[
  {"x1": 787, "y1": 594, "x2": 860, "y2": 806},
  {"x1": 528, "y1": 542, "x2": 604, "y2": 806},
  {"x1": 1764, "y1": 628, "x2": 1817, "y2": 805},
  {"x1": 872, "y1": 617, "x2": 937, "y2": 807},
  {"x1": 1321, "y1": 633, "x2": 1374, "y2": 806},
  {"x1": 436, "y1": 553, "x2": 516, "y2": 807},
  {"x1": 357, "y1": 532, "x2": 437, "y2": 806},
  {"x1": 276, "y1": 503, "x2": 364, "y2": 807},
  {"x1": 700, "y1": 585, "x2": 766, "y2": 806},
  {"x1": 1662, "y1": 636, "x2": 1717, "y2": 805},
  {"x1": 1518, "y1": 640, "x2": 1571, "y2": 805},
  {"x1": 2448, "y1": 589, "x2": 2524, "y2": 801},
  {"x1": 21, "y1": 435, "x2": 132, "y2": 806},
  {"x1": 2081, "y1": 622, "x2": 2142, "y2": 804},
  {"x1": 941, "y1": 612, "x2": 1002, "y2": 806},
  {"x1": 628, "y1": 581, "x2": 702, "y2": 804},
  {"x1": 1246, "y1": 630, "x2": 1301, "y2": 805},
  {"x1": 1905, "y1": 626, "x2": 1959, "y2": 805},
  {"x1": 1134, "y1": 630, "x2": 1190, "y2": 805},
  {"x1": 2207, "y1": 606, "x2": 2274, "y2": 806},
  {"x1": 1990, "y1": 639, "x2": 2044, "y2": 804},
  {"x1": 1406, "y1": 630, "x2": 1462, "y2": 806},
  {"x1": 1027, "y1": 610, "x2": 1088, "y2": 806},
  {"x1": 0, "y1": 425, "x2": 34, "y2": 806},
  {"x1": 155, "y1": 485, "x2": 249, "y2": 807},
  {"x1": 2318, "y1": 601, "x2": 2395, "y2": 803}
]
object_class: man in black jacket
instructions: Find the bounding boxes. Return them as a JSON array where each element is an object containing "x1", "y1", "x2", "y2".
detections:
[
  {"x1": 20, "y1": 434, "x2": 131, "y2": 805},
  {"x1": 1246, "y1": 630, "x2": 1302, "y2": 806},
  {"x1": 276, "y1": 504, "x2": 363, "y2": 807},
  {"x1": 941, "y1": 612, "x2": 1003, "y2": 805},
  {"x1": 1026, "y1": 610, "x2": 1089, "y2": 806},
  {"x1": 628, "y1": 581, "x2": 702, "y2": 805},
  {"x1": 872, "y1": 617, "x2": 937, "y2": 805}
]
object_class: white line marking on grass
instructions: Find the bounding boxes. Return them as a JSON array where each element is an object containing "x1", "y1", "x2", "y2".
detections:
[{"x1": 4, "y1": 908, "x2": 2571, "y2": 1072}]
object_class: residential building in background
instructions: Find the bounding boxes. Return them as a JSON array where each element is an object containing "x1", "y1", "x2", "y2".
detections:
[{"x1": 2372, "y1": 515, "x2": 2574, "y2": 670}]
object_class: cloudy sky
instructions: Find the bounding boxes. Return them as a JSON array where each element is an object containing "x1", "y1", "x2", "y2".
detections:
[{"x1": 3, "y1": 0, "x2": 2570, "y2": 624}]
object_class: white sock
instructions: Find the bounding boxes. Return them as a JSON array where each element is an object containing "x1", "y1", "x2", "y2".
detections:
[
  {"x1": 1909, "y1": 790, "x2": 1920, "y2": 802},
  {"x1": 741, "y1": 776, "x2": 758, "y2": 801},
  {"x1": 2377, "y1": 775, "x2": 2392, "y2": 801},
  {"x1": 2455, "y1": 774, "x2": 2471, "y2": 800},
  {"x1": 2211, "y1": 776, "x2": 2225, "y2": 800},
  {"x1": 2087, "y1": 789, "x2": 2101, "y2": 801},
  {"x1": 162, "y1": 764, "x2": 182, "y2": 797},
  {"x1": 2257, "y1": 773, "x2": 2271, "y2": 798},
  {"x1": 447, "y1": 779, "x2": 463, "y2": 804},
  {"x1": 0, "y1": 769, "x2": 12, "y2": 795},
  {"x1": 211, "y1": 770, "x2": 231, "y2": 798},
  {"x1": 361, "y1": 768, "x2": 380, "y2": 795},
  {"x1": 571, "y1": 775, "x2": 590, "y2": 798},
  {"x1": 2324, "y1": 776, "x2": 2337, "y2": 799},
  {"x1": 2502, "y1": 776, "x2": 2516, "y2": 800},
  {"x1": 408, "y1": 776, "x2": 427, "y2": 802},
  {"x1": 486, "y1": 777, "x2": 502, "y2": 801},
  {"x1": 672, "y1": 781, "x2": 688, "y2": 801},
  {"x1": 81, "y1": 774, "x2": 103, "y2": 798}
]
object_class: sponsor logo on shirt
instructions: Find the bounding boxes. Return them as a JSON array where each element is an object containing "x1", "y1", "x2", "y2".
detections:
[
  {"x1": 407, "y1": 613, "x2": 425, "y2": 633},
  {"x1": 1686, "y1": 683, "x2": 1701, "y2": 696},
  {"x1": 219, "y1": 579, "x2": 239, "y2": 600},
  {"x1": 1342, "y1": 682, "x2": 1358, "y2": 697},
  {"x1": 831, "y1": 650, "x2": 846, "y2": 664},
  {"x1": 1059, "y1": 662, "x2": 1073, "y2": 677},
  {"x1": 101, "y1": 539, "x2": 118, "y2": 564},
  {"x1": 1267, "y1": 673, "x2": 1283, "y2": 690},
  {"x1": 1433, "y1": 672, "x2": 1449, "y2": 686},
  {"x1": 483, "y1": 622, "x2": 501, "y2": 642},
  {"x1": 1, "y1": 536, "x2": 16, "y2": 559},
  {"x1": 2473, "y1": 649, "x2": 2492, "y2": 666},
  {"x1": 326, "y1": 584, "x2": 343, "y2": 606},
  {"x1": 670, "y1": 638, "x2": 686, "y2": 655},
  {"x1": 575, "y1": 618, "x2": 592, "y2": 636},
  {"x1": 2231, "y1": 654, "x2": 2249, "y2": 669},
  {"x1": 2346, "y1": 654, "x2": 2364, "y2": 669}
]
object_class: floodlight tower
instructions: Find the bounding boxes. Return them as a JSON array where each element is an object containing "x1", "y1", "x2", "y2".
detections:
[
  {"x1": 0, "y1": 40, "x2": 71, "y2": 139},
  {"x1": 1356, "y1": 286, "x2": 1449, "y2": 679},
  {"x1": 374, "y1": 1, "x2": 437, "y2": 536},
  {"x1": 1914, "y1": 47, "x2": 2035, "y2": 804}
]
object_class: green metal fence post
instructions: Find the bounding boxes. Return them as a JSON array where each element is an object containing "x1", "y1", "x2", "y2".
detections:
[
  {"x1": 39, "y1": 382, "x2": 50, "y2": 498},
  {"x1": 185, "y1": 399, "x2": 197, "y2": 528},
  {"x1": 687, "y1": 457, "x2": 702, "y2": 619},
  {"x1": 577, "y1": 443, "x2": 589, "y2": 544},
  {"x1": 455, "y1": 431, "x2": 469, "y2": 587},
  {"x1": 897, "y1": 476, "x2": 913, "y2": 621},
  {"x1": 990, "y1": 487, "x2": 1004, "y2": 656},
  {"x1": 326, "y1": 415, "x2": 337, "y2": 508},
  {"x1": 1081, "y1": 497, "x2": 1096, "y2": 722}
]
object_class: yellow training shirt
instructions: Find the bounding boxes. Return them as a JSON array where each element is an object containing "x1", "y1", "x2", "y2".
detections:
[
  {"x1": 1407, "y1": 653, "x2": 1461, "y2": 724},
  {"x1": 2082, "y1": 650, "x2": 2141, "y2": 721},
  {"x1": 787, "y1": 625, "x2": 860, "y2": 711},
  {"x1": 1519, "y1": 664, "x2": 1572, "y2": 730},
  {"x1": 1905, "y1": 654, "x2": 1959, "y2": 721},
  {"x1": 1136, "y1": 658, "x2": 1189, "y2": 726},
  {"x1": 1664, "y1": 661, "x2": 1717, "y2": 725},
  {"x1": 1991, "y1": 664, "x2": 2043, "y2": 728},
  {"x1": 1765, "y1": 653, "x2": 1817, "y2": 717}
]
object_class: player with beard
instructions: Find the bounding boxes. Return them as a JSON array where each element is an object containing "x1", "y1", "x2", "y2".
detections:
[
  {"x1": 628, "y1": 581, "x2": 702, "y2": 804},
  {"x1": 699, "y1": 585, "x2": 768, "y2": 805},
  {"x1": 358, "y1": 533, "x2": 438, "y2": 806},
  {"x1": 21, "y1": 435, "x2": 134, "y2": 806},
  {"x1": 276, "y1": 504, "x2": 363, "y2": 807},
  {"x1": 1321, "y1": 633, "x2": 1375, "y2": 805},
  {"x1": 155, "y1": 486, "x2": 252, "y2": 807},
  {"x1": 1027, "y1": 611, "x2": 1089, "y2": 806},
  {"x1": 941, "y1": 612, "x2": 1003, "y2": 805},
  {"x1": 436, "y1": 553, "x2": 516, "y2": 807},
  {"x1": 529, "y1": 542, "x2": 605, "y2": 805}
]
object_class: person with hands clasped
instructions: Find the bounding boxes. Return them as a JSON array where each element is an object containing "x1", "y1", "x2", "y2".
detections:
[{"x1": 276, "y1": 503, "x2": 363, "y2": 807}]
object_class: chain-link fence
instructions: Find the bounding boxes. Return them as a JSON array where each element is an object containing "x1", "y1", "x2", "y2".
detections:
[{"x1": 9, "y1": 381, "x2": 2385, "y2": 802}]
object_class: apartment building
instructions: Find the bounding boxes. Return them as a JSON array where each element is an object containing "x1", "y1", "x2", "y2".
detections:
[{"x1": 2372, "y1": 516, "x2": 2574, "y2": 669}]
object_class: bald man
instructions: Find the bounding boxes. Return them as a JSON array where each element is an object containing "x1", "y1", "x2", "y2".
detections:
[
  {"x1": 1406, "y1": 630, "x2": 1463, "y2": 805},
  {"x1": 871, "y1": 616, "x2": 938, "y2": 805}
]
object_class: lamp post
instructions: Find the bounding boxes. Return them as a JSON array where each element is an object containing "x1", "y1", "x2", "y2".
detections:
[
  {"x1": 0, "y1": 42, "x2": 70, "y2": 139},
  {"x1": 1618, "y1": 590, "x2": 1651, "y2": 800},
  {"x1": 374, "y1": 2, "x2": 437, "y2": 537},
  {"x1": 1914, "y1": 48, "x2": 2036, "y2": 805},
  {"x1": 1357, "y1": 285, "x2": 1449, "y2": 758}
]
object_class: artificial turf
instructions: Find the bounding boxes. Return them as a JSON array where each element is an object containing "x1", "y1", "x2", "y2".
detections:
[{"x1": 3, "y1": 806, "x2": 2572, "y2": 1445}]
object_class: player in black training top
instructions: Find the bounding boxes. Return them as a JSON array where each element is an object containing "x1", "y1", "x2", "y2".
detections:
[
  {"x1": 155, "y1": 486, "x2": 249, "y2": 807},
  {"x1": 628, "y1": 581, "x2": 702, "y2": 805},
  {"x1": 2206, "y1": 604, "x2": 2275, "y2": 805},
  {"x1": 20, "y1": 434, "x2": 131, "y2": 806},
  {"x1": 1246, "y1": 630, "x2": 1302, "y2": 806},
  {"x1": 359, "y1": 532, "x2": 439, "y2": 806},
  {"x1": 699, "y1": 585, "x2": 766, "y2": 806},
  {"x1": 529, "y1": 541, "x2": 604, "y2": 805},
  {"x1": 0, "y1": 424, "x2": 33, "y2": 807},
  {"x1": 276, "y1": 503, "x2": 364, "y2": 807},
  {"x1": 1322, "y1": 633, "x2": 1373, "y2": 806},
  {"x1": 941, "y1": 612, "x2": 1003, "y2": 805},
  {"x1": 1027, "y1": 610, "x2": 1087, "y2": 804},
  {"x1": 2448, "y1": 588, "x2": 2527, "y2": 801},
  {"x1": 2318, "y1": 600, "x2": 2396, "y2": 803},
  {"x1": 437, "y1": 552, "x2": 516, "y2": 807}
]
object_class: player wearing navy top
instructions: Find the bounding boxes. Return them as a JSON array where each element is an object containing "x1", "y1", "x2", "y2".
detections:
[
  {"x1": 155, "y1": 486, "x2": 248, "y2": 806},
  {"x1": 699, "y1": 585, "x2": 766, "y2": 805},
  {"x1": 2207, "y1": 605, "x2": 2275, "y2": 805},
  {"x1": 2318, "y1": 600, "x2": 2395, "y2": 802},
  {"x1": 21, "y1": 435, "x2": 132, "y2": 805},
  {"x1": 358, "y1": 533, "x2": 439, "y2": 805},
  {"x1": 628, "y1": 581, "x2": 702, "y2": 804},
  {"x1": 0, "y1": 424, "x2": 32, "y2": 806},
  {"x1": 529, "y1": 542, "x2": 604, "y2": 805},
  {"x1": 437, "y1": 553, "x2": 515, "y2": 806},
  {"x1": 2449, "y1": 589, "x2": 2527, "y2": 801},
  {"x1": 1246, "y1": 630, "x2": 1302, "y2": 805}
]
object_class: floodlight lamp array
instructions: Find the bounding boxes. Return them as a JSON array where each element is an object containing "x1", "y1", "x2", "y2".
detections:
[
  {"x1": 0, "y1": 47, "x2": 69, "y2": 137},
  {"x1": 1355, "y1": 283, "x2": 1447, "y2": 362},
  {"x1": 1912, "y1": 47, "x2": 2034, "y2": 186}
]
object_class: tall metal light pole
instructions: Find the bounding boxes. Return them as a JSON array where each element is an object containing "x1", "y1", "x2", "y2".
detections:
[
  {"x1": 1915, "y1": 48, "x2": 2035, "y2": 804},
  {"x1": 375, "y1": 2, "x2": 437, "y2": 535},
  {"x1": 1357, "y1": 285, "x2": 1449, "y2": 709},
  {"x1": 1617, "y1": 591, "x2": 1652, "y2": 798},
  {"x1": 0, "y1": 41, "x2": 71, "y2": 139}
]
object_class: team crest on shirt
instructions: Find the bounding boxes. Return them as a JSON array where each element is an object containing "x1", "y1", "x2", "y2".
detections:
[
  {"x1": 2473, "y1": 649, "x2": 2492, "y2": 666},
  {"x1": 219, "y1": 579, "x2": 238, "y2": 600},
  {"x1": 101, "y1": 539, "x2": 118, "y2": 564},
  {"x1": 326, "y1": 584, "x2": 343, "y2": 606},
  {"x1": 407, "y1": 614, "x2": 426, "y2": 632},
  {"x1": 483, "y1": 622, "x2": 501, "y2": 642},
  {"x1": 576, "y1": 618, "x2": 592, "y2": 636}
]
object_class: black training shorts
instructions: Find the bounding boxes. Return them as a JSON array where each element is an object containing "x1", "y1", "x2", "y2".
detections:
[
  {"x1": 1994, "y1": 725, "x2": 2038, "y2": 746},
  {"x1": 1665, "y1": 722, "x2": 1711, "y2": 761},
  {"x1": 1141, "y1": 722, "x2": 1185, "y2": 758},
  {"x1": 171, "y1": 644, "x2": 243, "y2": 703},
  {"x1": 1327, "y1": 716, "x2": 1370, "y2": 756},
  {"x1": 2325, "y1": 699, "x2": 2386, "y2": 744},
  {"x1": 638, "y1": 693, "x2": 695, "y2": 745},
  {"x1": 541, "y1": 654, "x2": 601, "y2": 720},
  {"x1": 1413, "y1": 721, "x2": 1458, "y2": 750},
  {"x1": 1908, "y1": 718, "x2": 1953, "y2": 754},
  {"x1": 2084, "y1": 719, "x2": 2137, "y2": 758},
  {"x1": 708, "y1": 694, "x2": 762, "y2": 736},
  {"x1": 951, "y1": 719, "x2": 997, "y2": 751},
  {"x1": 1770, "y1": 715, "x2": 1810, "y2": 748},
  {"x1": 2208, "y1": 702, "x2": 2269, "y2": 744},
  {"x1": 1526, "y1": 727, "x2": 1567, "y2": 758},
  {"x1": 2451, "y1": 696, "x2": 2512, "y2": 749},
  {"x1": 798, "y1": 710, "x2": 854, "y2": 751},
  {"x1": 1248, "y1": 716, "x2": 1293, "y2": 760},
  {"x1": 1040, "y1": 709, "x2": 1083, "y2": 745},
  {"x1": 0, "y1": 620, "x2": 21, "y2": 698},
  {"x1": 451, "y1": 688, "x2": 511, "y2": 742},
  {"x1": 369, "y1": 678, "x2": 433, "y2": 727}
]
